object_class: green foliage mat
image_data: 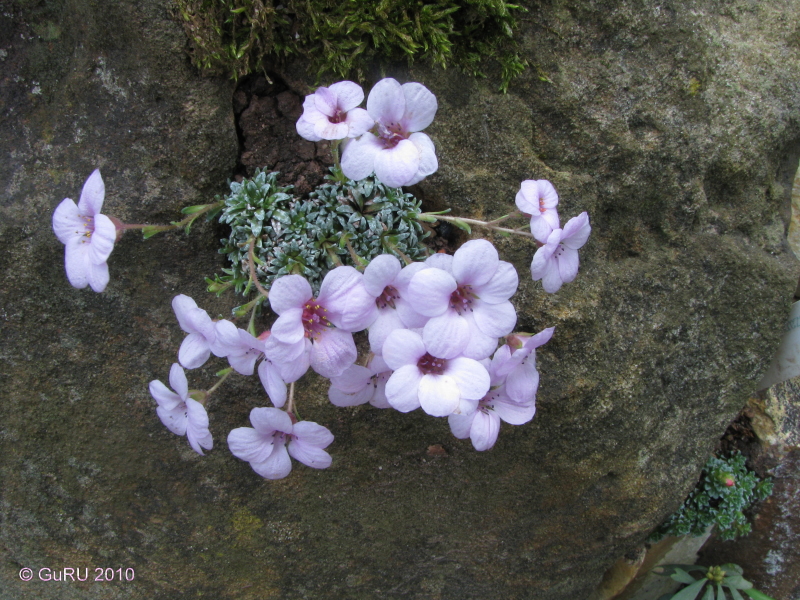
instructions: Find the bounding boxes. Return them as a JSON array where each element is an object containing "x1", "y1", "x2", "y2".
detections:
[{"x1": 174, "y1": 0, "x2": 528, "y2": 91}]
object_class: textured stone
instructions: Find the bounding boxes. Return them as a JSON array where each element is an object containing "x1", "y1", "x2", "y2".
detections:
[{"x1": 2, "y1": 1, "x2": 800, "y2": 599}]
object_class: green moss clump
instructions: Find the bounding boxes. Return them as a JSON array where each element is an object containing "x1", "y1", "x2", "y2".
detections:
[{"x1": 174, "y1": 0, "x2": 527, "y2": 92}]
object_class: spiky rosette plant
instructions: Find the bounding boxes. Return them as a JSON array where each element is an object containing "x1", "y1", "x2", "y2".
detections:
[{"x1": 210, "y1": 169, "x2": 429, "y2": 296}]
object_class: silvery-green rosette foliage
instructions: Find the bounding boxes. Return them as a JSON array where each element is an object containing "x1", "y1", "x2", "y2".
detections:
[{"x1": 211, "y1": 169, "x2": 429, "y2": 295}]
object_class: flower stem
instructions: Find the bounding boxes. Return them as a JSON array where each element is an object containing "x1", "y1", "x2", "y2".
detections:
[
  {"x1": 246, "y1": 237, "x2": 270, "y2": 299},
  {"x1": 345, "y1": 241, "x2": 369, "y2": 270},
  {"x1": 206, "y1": 368, "x2": 233, "y2": 397},
  {"x1": 418, "y1": 213, "x2": 536, "y2": 240},
  {"x1": 117, "y1": 200, "x2": 224, "y2": 239}
]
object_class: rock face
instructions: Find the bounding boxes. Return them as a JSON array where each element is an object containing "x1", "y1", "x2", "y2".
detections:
[{"x1": 2, "y1": 1, "x2": 799, "y2": 599}]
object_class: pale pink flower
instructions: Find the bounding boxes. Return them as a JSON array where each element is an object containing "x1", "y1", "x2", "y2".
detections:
[
  {"x1": 362, "y1": 254, "x2": 428, "y2": 353},
  {"x1": 227, "y1": 407, "x2": 334, "y2": 480},
  {"x1": 212, "y1": 320, "x2": 266, "y2": 375},
  {"x1": 382, "y1": 329, "x2": 490, "y2": 417},
  {"x1": 52, "y1": 169, "x2": 117, "y2": 292},
  {"x1": 448, "y1": 387, "x2": 536, "y2": 451},
  {"x1": 341, "y1": 78, "x2": 438, "y2": 187},
  {"x1": 267, "y1": 267, "x2": 376, "y2": 378},
  {"x1": 149, "y1": 363, "x2": 213, "y2": 455},
  {"x1": 405, "y1": 239, "x2": 518, "y2": 360},
  {"x1": 328, "y1": 354, "x2": 392, "y2": 408},
  {"x1": 530, "y1": 212, "x2": 591, "y2": 293},
  {"x1": 172, "y1": 295, "x2": 220, "y2": 370},
  {"x1": 491, "y1": 327, "x2": 554, "y2": 403},
  {"x1": 515, "y1": 179, "x2": 560, "y2": 243},
  {"x1": 296, "y1": 81, "x2": 374, "y2": 141}
]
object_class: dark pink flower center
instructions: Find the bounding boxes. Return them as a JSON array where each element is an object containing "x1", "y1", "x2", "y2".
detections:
[
  {"x1": 417, "y1": 352, "x2": 446, "y2": 375},
  {"x1": 376, "y1": 285, "x2": 399, "y2": 309},
  {"x1": 329, "y1": 109, "x2": 346, "y2": 124},
  {"x1": 539, "y1": 197, "x2": 547, "y2": 213},
  {"x1": 302, "y1": 301, "x2": 331, "y2": 339},
  {"x1": 449, "y1": 284, "x2": 476, "y2": 315},
  {"x1": 377, "y1": 121, "x2": 407, "y2": 149}
]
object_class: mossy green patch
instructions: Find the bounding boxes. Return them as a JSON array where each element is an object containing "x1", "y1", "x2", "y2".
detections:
[{"x1": 174, "y1": 0, "x2": 528, "y2": 91}]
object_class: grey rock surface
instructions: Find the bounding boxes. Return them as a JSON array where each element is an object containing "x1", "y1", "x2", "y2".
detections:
[{"x1": 2, "y1": 0, "x2": 799, "y2": 599}]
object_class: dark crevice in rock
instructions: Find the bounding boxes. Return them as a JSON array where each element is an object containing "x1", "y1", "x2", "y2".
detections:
[{"x1": 231, "y1": 71, "x2": 332, "y2": 194}]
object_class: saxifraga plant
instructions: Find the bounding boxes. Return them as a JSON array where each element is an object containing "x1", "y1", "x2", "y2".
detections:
[
  {"x1": 649, "y1": 453, "x2": 773, "y2": 543},
  {"x1": 210, "y1": 169, "x2": 429, "y2": 296},
  {"x1": 653, "y1": 564, "x2": 777, "y2": 600}
]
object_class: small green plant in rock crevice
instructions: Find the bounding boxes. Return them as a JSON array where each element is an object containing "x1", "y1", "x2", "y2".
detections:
[
  {"x1": 649, "y1": 452, "x2": 773, "y2": 543},
  {"x1": 209, "y1": 169, "x2": 429, "y2": 297},
  {"x1": 173, "y1": 0, "x2": 529, "y2": 92},
  {"x1": 653, "y1": 563, "x2": 777, "y2": 600}
]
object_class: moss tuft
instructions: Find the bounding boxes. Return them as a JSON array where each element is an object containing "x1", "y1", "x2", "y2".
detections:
[{"x1": 174, "y1": 0, "x2": 528, "y2": 92}]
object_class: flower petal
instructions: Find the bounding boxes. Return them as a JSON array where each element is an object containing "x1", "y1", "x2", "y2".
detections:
[
  {"x1": 251, "y1": 442, "x2": 292, "y2": 479},
  {"x1": 561, "y1": 212, "x2": 591, "y2": 249},
  {"x1": 89, "y1": 213, "x2": 116, "y2": 264},
  {"x1": 250, "y1": 406, "x2": 293, "y2": 435},
  {"x1": 373, "y1": 138, "x2": 420, "y2": 188},
  {"x1": 86, "y1": 259, "x2": 110, "y2": 293},
  {"x1": 493, "y1": 397, "x2": 536, "y2": 425},
  {"x1": 288, "y1": 440, "x2": 332, "y2": 470},
  {"x1": 296, "y1": 113, "x2": 323, "y2": 141},
  {"x1": 178, "y1": 333, "x2": 211, "y2": 370},
  {"x1": 453, "y1": 239, "x2": 499, "y2": 287},
  {"x1": 368, "y1": 309, "x2": 406, "y2": 355},
  {"x1": 258, "y1": 360, "x2": 288, "y2": 407},
  {"x1": 506, "y1": 362, "x2": 540, "y2": 403},
  {"x1": 470, "y1": 410, "x2": 500, "y2": 451},
  {"x1": 227, "y1": 427, "x2": 274, "y2": 463},
  {"x1": 292, "y1": 421, "x2": 334, "y2": 448},
  {"x1": 385, "y1": 364, "x2": 423, "y2": 412},
  {"x1": 77, "y1": 169, "x2": 105, "y2": 215},
  {"x1": 149, "y1": 379, "x2": 183, "y2": 410},
  {"x1": 186, "y1": 399, "x2": 213, "y2": 455},
  {"x1": 168, "y1": 362, "x2": 189, "y2": 400},
  {"x1": 446, "y1": 357, "x2": 491, "y2": 400},
  {"x1": 363, "y1": 254, "x2": 401, "y2": 296},
  {"x1": 367, "y1": 78, "x2": 405, "y2": 124},
  {"x1": 314, "y1": 119, "x2": 351, "y2": 141},
  {"x1": 418, "y1": 374, "x2": 460, "y2": 417},
  {"x1": 405, "y1": 132, "x2": 438, "y2": 185},
  {"x1": 475, "y1": 261, "x2": 518, "y2": 304},
  {"x1": 52, "y1": 198, "x2": 81, "y2": 244},
  {"x1": 401, "y1": 82, "x2": 437, "y2": 132},
  {"x1": 271, "y1": 307, "x2": 305, "y2": 345},
  {"x1": 329, "y1": 80, "x2": 364, "y2": 112},
  {"x1": 269, "y1": 275, "x2": 312, "y2": 314},
  {"x1": 345, "y1": 108, "x2": 374, "y2": 138},
  {"x1": 157, "y1": 404, "x2": 187, "y2": 436},
  {"x1": 328, "y1": 384, "x2": 373, "y2": 407},
  {"x1": 310, "y1": 328, "x2": 357, "y2": 378},
  {"x1": 64, "y1": 244, "x2": 89, "y2": 289},
  {"x1": 472, "y1": 300, "x2": 516, "y2": 338},
  {"x1": 406, "y1": 268, "x2": 456, "y2": 317},
  {"x1": 422, "y1": 312, "x2": 470, "y2": 359},
  {"x1": 557, "y1": 247, "x2": 580, "y2": 284},
  {"x1": 448, "y1": 413, "x2": 475, "y2": 439},
  {"x1": 330, "y1": 364, "x2": 373, "y2": 394},
  {"x1": 382, "y1": 328, "x2": 426, "y2": 370},
  {"x1": 341, "y1": 135, "x2": 382, "y2": 181}
]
